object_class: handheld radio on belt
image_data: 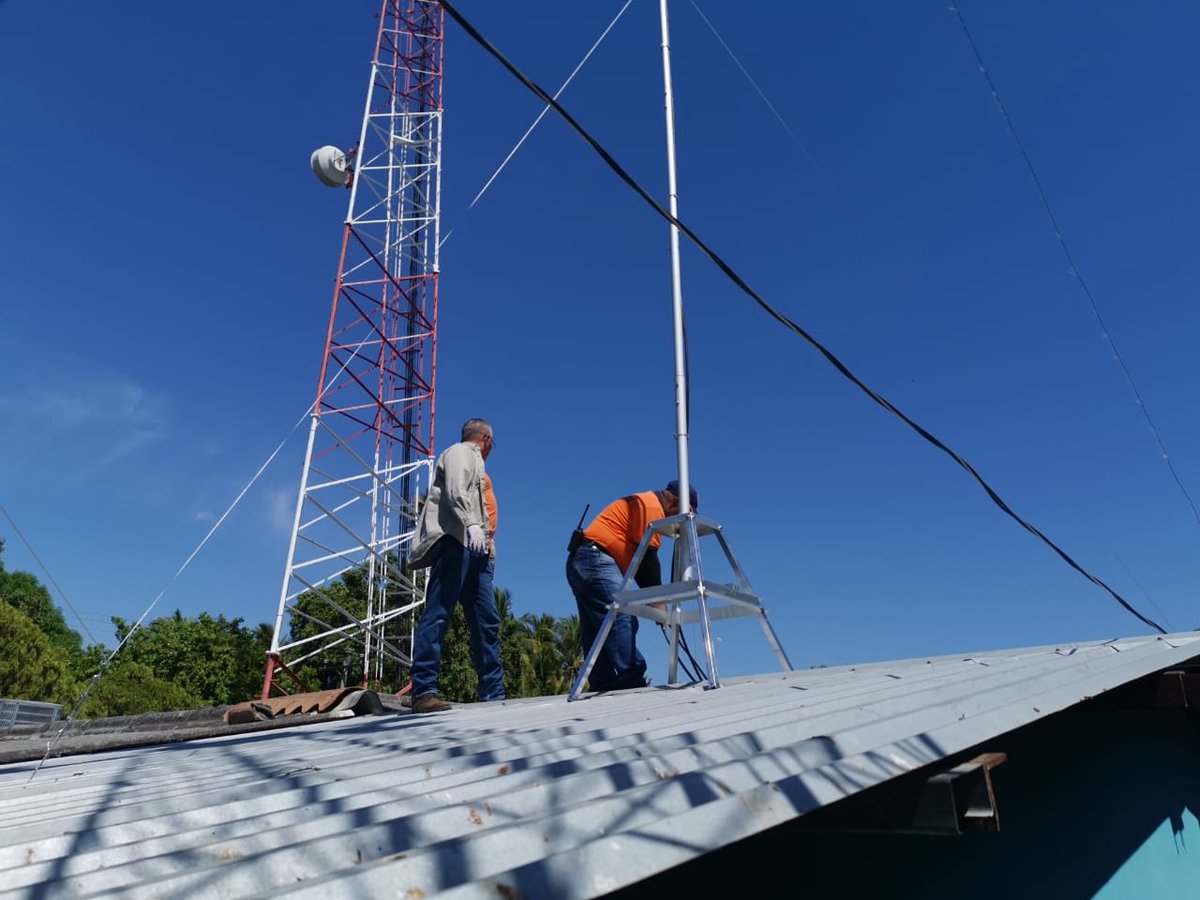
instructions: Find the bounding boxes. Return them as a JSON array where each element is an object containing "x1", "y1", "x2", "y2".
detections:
[{"x1": 566, "y1": 504, "x2": 590, "y2": 554}]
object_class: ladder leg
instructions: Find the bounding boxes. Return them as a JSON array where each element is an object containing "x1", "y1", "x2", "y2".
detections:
[
  {"x1": 666, "y1": 606, "x2": 681, "y2": 684},
  {"x1": 568, "y1": 606, "x2": 619, "y2": 701},
  {"x1": 757, "y1": 610, "x2": 794, "y2": 671},
  {"x1": 684, "y1": 516, "x2": 719, "y2": 689}
]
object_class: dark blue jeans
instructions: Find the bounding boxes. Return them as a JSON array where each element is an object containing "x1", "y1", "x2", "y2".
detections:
[
  {"x1": 566, "y1": 544, "x2": 647, "y2": 691},
  {"x1": 412, "y1": 537, "x2": 505, "y2": 701}
]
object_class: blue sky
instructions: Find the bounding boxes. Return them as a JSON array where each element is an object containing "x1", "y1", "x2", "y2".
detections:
[{"x1": 2, "y1": 1, "x2": 1198, "y2": 680}]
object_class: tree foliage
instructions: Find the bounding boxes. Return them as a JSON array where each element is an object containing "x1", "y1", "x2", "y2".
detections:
[
  {"x1": 77, "y1": 663, "x2": 204, "y2": 717},
  {"x1": 0, "y1": 555, "x2": 83, "y2": 662},
  {"x1": 0, "y1": 538, "x2": 586, "y2": 720},
  {"x1": 436, "y1": 591, "x2": 583, "y2": 703},
  {"x1": 287, "y1": 567, "x2": 403, "y2": 691},
  {"x1": 0, "y1": 601, "x2": 79, "y2": 706},
  {"x1": 437, "y1": 605, "x2": 482, "y2": 702},
  {"x1": 287, "y1": 567, "x2": 585, "y2": 702},
  {"x1": 113, "y1": 611, "x2": 271, "y2": 706}
]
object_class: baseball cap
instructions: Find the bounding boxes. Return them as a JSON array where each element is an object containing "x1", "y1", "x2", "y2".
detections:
[{"x1": 664, "y1": 479, "x2": 699, "y2": 511}]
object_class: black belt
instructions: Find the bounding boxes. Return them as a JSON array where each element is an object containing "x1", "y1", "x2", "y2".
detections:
[{"x1": 568, "y1": 530, "x2": 607, "y2": 556}]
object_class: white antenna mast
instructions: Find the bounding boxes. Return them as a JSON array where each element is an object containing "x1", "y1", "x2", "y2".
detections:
[
  {"x1": 569, "y1": 0, "x2": 793, "y2": 698},
  {"x1": 661, "y1": 0, "x2": 690, "y2": 511}
]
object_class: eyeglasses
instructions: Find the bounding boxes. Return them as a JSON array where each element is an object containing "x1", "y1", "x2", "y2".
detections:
[{"x1": 486, "y1": 433, "x2": 496, "y2": 448}]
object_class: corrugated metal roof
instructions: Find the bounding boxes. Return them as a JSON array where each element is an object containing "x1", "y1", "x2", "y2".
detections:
[{"x1": 2, "y1": 632, "x2": 1198, "y2": 898}]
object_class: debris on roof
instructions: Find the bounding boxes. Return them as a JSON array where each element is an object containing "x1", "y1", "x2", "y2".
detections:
[
  {"x1": 223, "y1": 687, "x2": 388, "y2": 725},
  {"x1": 0, "y1": 689, "x2": 401, "y2": 765}
]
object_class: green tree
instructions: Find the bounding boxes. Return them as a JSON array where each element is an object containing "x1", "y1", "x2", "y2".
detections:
[
  {"x1": 0, "y1": 545, "x2": 84, "y2": 664},
  {"x1": 436, "y1": 605, "x2": 481, "y2": 702},
  {"x1": 290, "y1": 569, "x2": 369, "y2": 648},
  {"x1": 493, "y1": 592, "x2": 582, "y2": 699},
  {"x1": 558, "y1": 614, "x2": 583, "y2": 687},
  {"x1": 113, "y1": 611, "x2": 271, "y2": 706},
  {"x1": 524, "y1": 613, "x2": 571, "y2": 695},
  {"x1": 281, "y1": 564, "x2": 585, "y2": 701},
  {"x1": 0, "y1": 601, "x2": 79, "y2": 705},
  {"x1": 289, "y1": 564, "x2": 416, "y2": 692},
  {"x1": 496, "y1": 588, "x2": 534, "y2": 697},
  {"x1": 77, "y1": 663, "x2": 204, "y2": 717},
  {"x1": 429, "y1": 587, "x2": 561, "y2": 702}
]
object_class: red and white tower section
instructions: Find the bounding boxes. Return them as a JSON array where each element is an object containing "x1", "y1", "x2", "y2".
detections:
[{"x1": 263, "y1": 0, "x2": 444, "y2": 697}]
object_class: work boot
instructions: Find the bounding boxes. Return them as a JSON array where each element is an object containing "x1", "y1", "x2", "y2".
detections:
[{"x1": 412, "y1": 694, "x2": 451, "y2": 714}]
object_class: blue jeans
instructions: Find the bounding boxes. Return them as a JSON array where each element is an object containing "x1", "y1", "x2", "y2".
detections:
[
  {"x1": 566, "y1": 544, "x2": 647, "y2": 691},
  {"x1": 412, "y1": 537, "x2": 505, "y2": 701}
]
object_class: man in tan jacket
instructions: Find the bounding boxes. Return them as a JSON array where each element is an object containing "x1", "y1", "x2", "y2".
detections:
[{"x1": 408, "y1": 418, "x2": 504, "y2": 713}]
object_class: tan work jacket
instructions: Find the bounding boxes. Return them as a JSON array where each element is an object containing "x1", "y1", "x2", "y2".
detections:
[{"x1": 408, "y1": 441, "x2": 492, "y2": 570}]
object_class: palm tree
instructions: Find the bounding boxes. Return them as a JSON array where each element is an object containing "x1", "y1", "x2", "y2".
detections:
[
  {"x1": 494, "y1": 587, "x2": 514, "y2": 623},
  {"x1": 522, "y1": 613, "x2": 564, "y2": 694},
  {"x1": 552, "y1": 614, "x2": 584, "y2": 693},
  {"x1": 496, "y1": 587, "x2": 539, "y2": 697},
  {"x1": 491, "y1": 589, "x2": 586, "y2": 697}
]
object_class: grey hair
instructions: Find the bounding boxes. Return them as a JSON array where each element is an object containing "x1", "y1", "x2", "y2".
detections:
[{"x1": 461, "y1": 418, "x2": 492, "y2": 441}]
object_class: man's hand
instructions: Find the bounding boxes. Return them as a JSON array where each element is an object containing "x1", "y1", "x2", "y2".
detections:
[{"x1": 466, "y1": 524, "x2": 487, "y2": 555}]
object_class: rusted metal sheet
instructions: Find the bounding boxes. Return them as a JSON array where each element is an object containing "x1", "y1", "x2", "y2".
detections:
[
  {"x1": 222, "y1": 688, "x2": 386, "y2": 725},
  {"x1": 0, "y1": 692, "x2": 394, "y2": 765}
]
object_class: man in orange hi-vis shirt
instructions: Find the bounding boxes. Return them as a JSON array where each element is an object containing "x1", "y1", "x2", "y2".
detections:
[
  {"x1": 566, "y1": 479, "x2": 698, "y2": 692},
  {"x1": 483, "y1": 472, "x2": 497, "y2": 552}
]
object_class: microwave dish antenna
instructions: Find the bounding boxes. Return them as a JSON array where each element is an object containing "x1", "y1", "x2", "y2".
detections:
[{"x1": 311, "y1": 145, "x2": 350, "y2": 187}]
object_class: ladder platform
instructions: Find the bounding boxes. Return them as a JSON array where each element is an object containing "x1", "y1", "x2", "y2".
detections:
[
  {"x1": 568, "y1": 512, "x2": 792, "y2": 700},
  {"x1": 613, "y1": 580, "x2": 768, "y2": 624}
]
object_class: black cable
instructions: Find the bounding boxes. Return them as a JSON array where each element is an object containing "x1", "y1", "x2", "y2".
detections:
[
  {"x1": 659, "y1": 623, "x2": 707, "y2": 683},
  {"x1": 660, "y1": 624, "x2": 696, "y2": 681},
  {"x1": 0, "y1": 503, "x2": 100, "y2": 645},
  {"x1": 677, "y1": 626, "x2": 707, "y2": 681},
  {"x1": 436, "y1": 0, "x2": 1167, "y2": 636},
  {"x1": 949, "y1": 2, "x2": 1200, "y2": 529}
]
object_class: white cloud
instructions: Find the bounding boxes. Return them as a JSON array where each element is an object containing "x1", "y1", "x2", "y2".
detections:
[
  {"x1": 265, "y1": 485, "x2": 300, "y2": 534},
  {"x1": 0, "y1": 375, "x2": 168, "y2": 466}
]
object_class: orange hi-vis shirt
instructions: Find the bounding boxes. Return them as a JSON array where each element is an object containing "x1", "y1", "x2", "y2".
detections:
[
  {"x1": 483, "y1": 473, "x2": 498, "y2": 541},
  {"x1": 582, "y1": 491, "x2": 665, "y2": 573}
]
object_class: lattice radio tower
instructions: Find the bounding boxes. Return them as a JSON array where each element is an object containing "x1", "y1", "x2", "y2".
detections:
[{"x1": 262, "y1": 0, "x2": 443, "y2": 698}]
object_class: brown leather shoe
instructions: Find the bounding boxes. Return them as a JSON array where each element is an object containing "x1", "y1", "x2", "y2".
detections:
[{"x1": 412, "y1": 694, "x2": 451, "y2": 714}]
